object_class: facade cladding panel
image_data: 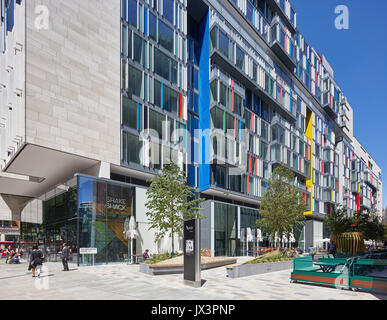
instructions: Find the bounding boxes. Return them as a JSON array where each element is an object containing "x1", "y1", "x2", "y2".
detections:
[
  {"x1": 0, "y1": 0, "x2": 382, "y2": 259},
  {"x1": 25, "y1": 0, "x2": 121, "y2": 165}
]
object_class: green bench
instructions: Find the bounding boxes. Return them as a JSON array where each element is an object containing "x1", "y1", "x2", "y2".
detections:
[{"x1": 293, "y1": 256, "x2": 320, "y2": 272}]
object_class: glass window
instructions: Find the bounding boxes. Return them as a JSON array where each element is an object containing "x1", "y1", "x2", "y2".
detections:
[
  {"x1": 210, "y1": 27, "x2": 217, "y2": 52},
  {"x1": 229, "y1": 174, "x2": 241, "y2": 192},
  {"x1": 163, "y1": 0, "x2": 174, "y2": 24},
  {"x1": 234, "y1": 93, "x2": 243, "y2": 116},
  {"x1": 263, "y1": 161, "x2": 269, "y2": 179},
  {"x1": 127, "y1": 132, "x2": 142, "y2": 164},
  {"x1": 163, "y1": 85, "x2": 179, "y2": 115},
  {"x1": 210, "y1": 107, "x2": 224, "y2": 130},
  {"x1": 128, "y1": 0, "x2": 137, "y2": 27},
  {"x1": 219, "y1": 82, "x2": 229, "y2": 108},
  {"x1": 210, "y1": 80, "x2": 218, "y2": 104},
  {"x1": 149, "y1": 108, "x2": 164, "y2": 138},
  {"x1": 128, "y1": 64, "x2": 143, "y2": 97},
  {"x1": 134, "y1": 33, "x2": 145, "y2": 66},
  {"x1": 236, "y1": 46, "x2": 245, "y2": 71},
  {"x1": 261, "y1": 122, "x2": 268, "y2": 140},
  {"x1": 154, "y1": 80, "x2": 162, "y2": 108},
  {"x1": 122, "y1": 96, "x2": 138, "y2": 129},
  {"x1": 214, "y1": 202, "x2": 237, "y2": 256},
  {"x1": 122, "y1": 60, "x2": 127, "y2": 90},
  {"x1": 122, "y1": 25, "x2": 128, "y2": 56},
  {"x1": 154, "y1": 48, "x2": 169, "y2": 80},
  {"x1": 218, "y1": 29, "x2": 230, "y2": 59},
  {"x1": 149, "y1": 12, "x2": 157, "y2": 42},
  {"x1": 158, "y1": 20, "x2": 174, "y2": 53},
  {"x1": 262, "y1": 141, "x2": 269, "y2": 161}
]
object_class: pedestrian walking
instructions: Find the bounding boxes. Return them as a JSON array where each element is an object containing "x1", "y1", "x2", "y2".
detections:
[
  {"x1": 30, "y1": 245, "x2": 43, "y2": 278},
  {"x1": 328, "y1": 240, "x2": 336, "y2": 257},
  {"x1": 5, "y1": 246, "x2": 11, "y2": 264},
  {"x1": 308, "y1": 244, "x2": 316, "y2": 261},
  {"x1": 61, "y1": 243, "x2": 70, "y2": 271}
]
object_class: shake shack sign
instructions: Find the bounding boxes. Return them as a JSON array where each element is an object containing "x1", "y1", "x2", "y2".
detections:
[
  {"x1": 106, "y1": 196, "x2": 127, "y2": 211},
  {"x1": 106, "y1": 184, "x2": 133, "y2": 215}
]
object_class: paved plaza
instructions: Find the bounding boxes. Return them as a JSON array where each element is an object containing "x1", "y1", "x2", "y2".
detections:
[{"x1": 0, "y1": 259, "x2": 386, "y2": 300}]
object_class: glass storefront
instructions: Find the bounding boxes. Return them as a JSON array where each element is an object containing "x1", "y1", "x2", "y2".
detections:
[
  {"x1": 78, "y1": 176, "x2": 135, "y2": 264},
  {"x1": 20, "y1": 175, "x2": 136, "y2": 265},
  {"x1": 214, "y1": 202, "x2": 238, "y2": 257},
  {"x1": 240, "y1": 207, "x2": 261, "y2": 256}
]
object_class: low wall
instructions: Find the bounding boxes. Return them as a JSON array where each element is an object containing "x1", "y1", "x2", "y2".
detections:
[{"x1": 226, "y1": 260, "x2": 293, "y2": 279}]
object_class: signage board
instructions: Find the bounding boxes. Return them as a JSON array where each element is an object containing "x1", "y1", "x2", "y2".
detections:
[
  {"x1": 184, "y1": 219, "x2": 201, "y2": 287},
  {"x1": 80, "y1": 248, "x2": 97, "y2": 255}
]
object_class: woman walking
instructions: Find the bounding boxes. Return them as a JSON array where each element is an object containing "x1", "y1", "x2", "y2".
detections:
[{"x1": 30, "y1": 245, "x2": 43, "y2": 278}]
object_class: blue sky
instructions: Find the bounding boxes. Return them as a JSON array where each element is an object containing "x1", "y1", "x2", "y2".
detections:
[{"x1": 291, "y1": 0, "x2": 387, "y2": 210}]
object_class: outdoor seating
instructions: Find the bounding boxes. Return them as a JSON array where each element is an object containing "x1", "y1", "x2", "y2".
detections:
[{"x1": 291, "y1": 256, "x2": 387, "y2": 292}]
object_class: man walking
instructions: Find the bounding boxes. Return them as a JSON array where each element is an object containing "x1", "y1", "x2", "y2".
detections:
[
  {"x1": 328, "y1": 240, "x2": 336, "y2": 257},
  {"x1": 61, "y1": 243, "x2": 69, "y2": 271}
]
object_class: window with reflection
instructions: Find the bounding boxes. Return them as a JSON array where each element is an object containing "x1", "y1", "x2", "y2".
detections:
[{"x1": 158, "y1": 20, "x2": 174, "y2": 53}]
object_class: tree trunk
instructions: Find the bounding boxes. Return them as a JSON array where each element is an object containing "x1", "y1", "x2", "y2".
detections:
[{"x1": 171, "y1": 231, "x2": 174, "y2": 254}]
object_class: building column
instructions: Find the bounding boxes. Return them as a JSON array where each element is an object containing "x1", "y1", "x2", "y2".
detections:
[
  {"x1": 305, "y1": 219, "x2": 314, "y2": 249},
  {"x1": 1, "y1": 194, "x2": 32, "y2": 222}
]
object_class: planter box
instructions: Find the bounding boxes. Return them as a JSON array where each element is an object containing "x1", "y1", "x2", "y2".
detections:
[
  {"x1": 227, "y1": 260, "x2": 293, "y2": 279},
  {"x1": 140, "y1": 258, "x2": 237, "y2": 276}
]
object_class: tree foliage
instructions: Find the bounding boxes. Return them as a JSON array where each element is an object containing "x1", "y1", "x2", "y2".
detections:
[
  {"x1": 325, "y1": 206, "x2": 386, "y2": 242},
  {"x1": 256, "y1": 166, "x2": 307, "y2": 246},
  {"x1": 324, "y1": 206, "x2": 353, "y2": 237},
  {"x1": 145, "y1": 162, "x2": 205, "y2": 253},
  {"x1": 352, "y1": 211, "x2": 386, "y2": 242}
]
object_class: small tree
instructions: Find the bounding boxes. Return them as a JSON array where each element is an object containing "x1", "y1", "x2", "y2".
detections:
[
  {"x1": 257, "y1": 166, "x2": 307, "y2": 248},
  {"x1": 145, "y1": 162, "x2": 205, "y2": 254}
]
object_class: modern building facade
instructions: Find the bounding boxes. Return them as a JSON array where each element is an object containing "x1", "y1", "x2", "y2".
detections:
[{"x1": 0, "y1": 0, "x2": 383, "y2": 259}]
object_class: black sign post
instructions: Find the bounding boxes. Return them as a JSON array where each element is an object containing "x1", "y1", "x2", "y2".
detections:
[{"x1": 183, "y1": 219, "x2": 201, "y2": 288}]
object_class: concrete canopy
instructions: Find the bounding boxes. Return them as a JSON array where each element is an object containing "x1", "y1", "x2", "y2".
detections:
[{"x1": 1, "y1": 143, "x2": 99, "y2": 199}]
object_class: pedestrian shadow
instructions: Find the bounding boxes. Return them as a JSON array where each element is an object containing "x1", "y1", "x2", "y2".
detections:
[
  {"x1": 0, "y1": 274, "x2": 32, "y2": 281},
  {"x1": 62, "y1": 269, "x2": 78, "y2": 272},
  {"x1": 36, "y1": 274, "x2": 55, "y2": 278}
]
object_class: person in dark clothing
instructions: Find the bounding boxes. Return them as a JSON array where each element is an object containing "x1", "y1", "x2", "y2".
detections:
[
  {"x1": 30, "y1": 245, "x2": 43, "y2": 278},
  {"x1": 328, "y1": 240, "x2": 336, "y2": 257},
  {"x1": 61, "y1": 243, "x2": 69, "y2": 271}
]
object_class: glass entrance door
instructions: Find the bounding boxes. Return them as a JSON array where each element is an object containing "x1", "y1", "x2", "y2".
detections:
[
  {"x1": 214, "y1": 203, "x2": 237, "y2": 257},
  {"x1": 228, "y1": 238, "x2": 240, "y2": 257}
]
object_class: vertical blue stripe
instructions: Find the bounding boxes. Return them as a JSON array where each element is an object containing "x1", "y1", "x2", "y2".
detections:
[
  {"x1": 144, "y1": 7, "x2": 148, "y2": 36},
  {"x1": 198, "y1": 11, "x2": 210, "y2": 193},
  {"x1": 239, "y1": 120, "x2": 242, "y2": 141}
]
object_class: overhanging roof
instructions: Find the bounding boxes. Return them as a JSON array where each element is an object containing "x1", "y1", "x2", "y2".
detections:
[{"x1": 0, "y1": 144, "x2": 99, "y2": 198}]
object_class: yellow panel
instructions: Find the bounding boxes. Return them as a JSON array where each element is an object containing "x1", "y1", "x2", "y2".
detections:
[{"x1": 304, "y1": 109, "x2": 313, "y2": 215}]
